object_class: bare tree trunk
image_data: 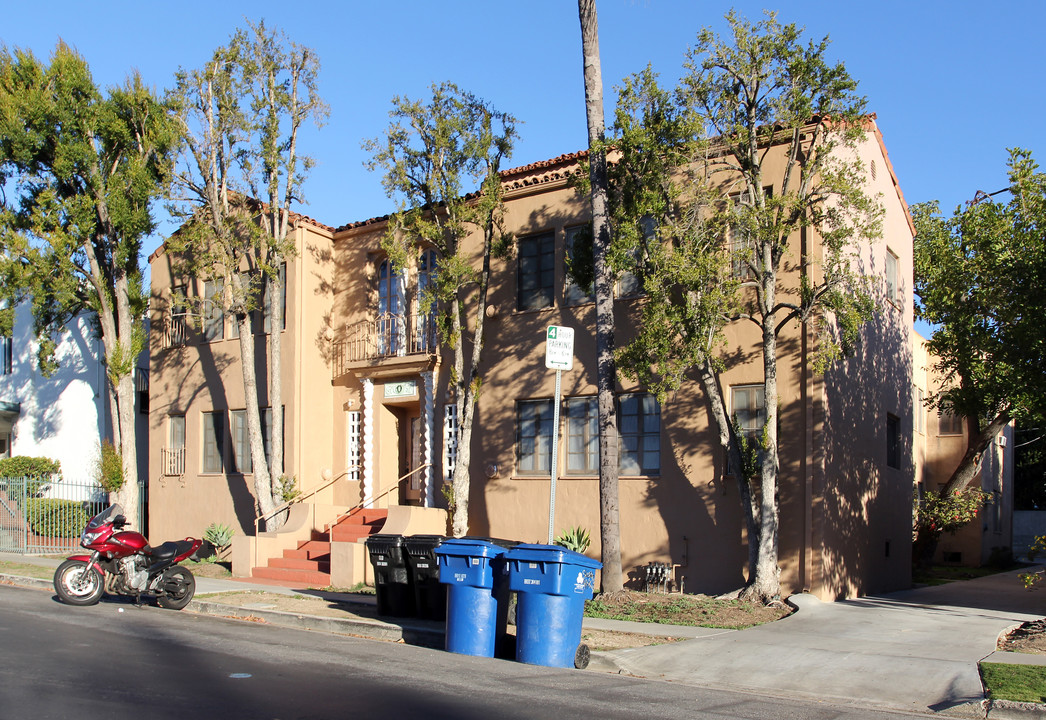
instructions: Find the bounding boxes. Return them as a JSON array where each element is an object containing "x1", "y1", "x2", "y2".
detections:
[
  {"x1": 238, "y1": 311, "x2": 276, "y2": 530},
  {"x1": 578, "y1": 0, "x2": 622, "y2": 592},
  {"x1": 450, "y1": 289, "x2": 471, "y2": 537},
  {"x1": 942, "y1": 413, "x2": 1011, "y2": 494},
  {"x1": 268, "y1": 257, "x2": 286, "y2": 529},
  {"x1": 744, "y1": 309, "x2": 782, "y2": 602}
]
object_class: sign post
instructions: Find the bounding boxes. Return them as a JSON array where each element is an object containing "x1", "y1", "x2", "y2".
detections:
[{"x1": 545, "y1": 326, "x2": 574, "y2": 544}]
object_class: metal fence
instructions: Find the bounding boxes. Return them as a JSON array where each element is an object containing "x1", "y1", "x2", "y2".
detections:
[{"x1": 0, "y1": 477, "x2": 142, "y2": 554}]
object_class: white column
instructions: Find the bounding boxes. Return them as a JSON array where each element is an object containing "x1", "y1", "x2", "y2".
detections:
[
  {"x1": 420, "y1": 371, "x2": 435, "y2": 508},
  {"x1": 361, "y1": 378, "x2": 375, "y2": 508}
]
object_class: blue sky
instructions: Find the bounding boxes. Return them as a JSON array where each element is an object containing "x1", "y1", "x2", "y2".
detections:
[{"x1": 3, "y1": 0, "x2": 1044, "y2": 261}]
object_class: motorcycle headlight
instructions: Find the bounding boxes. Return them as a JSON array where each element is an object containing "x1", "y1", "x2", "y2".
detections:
[{"x1": 81, "y1": 530, "x2": 103, "y2": 546}]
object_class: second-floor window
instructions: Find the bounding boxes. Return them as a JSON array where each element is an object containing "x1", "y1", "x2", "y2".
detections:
[
  {"x1": 886, "y1": 413, "x2": 901, "y2": 469},
  {"x1": 1, "y1": 335, "x2": 11, "y2": 375},
  {"x1": 202, "y1": 280, "x2": 224, "y2": 342},
  {"x1": 564, "y1": 226, "x2": 594, "y2": 306},
  {"x1": 517, "y1": 232, "x2": 555, "y2": 311},
  {"x1": 885, "y1": 249, "x2": 899, "y2": 306},
  {"x1": 938, "y1": 408, "x2": 963, "y2": 436}
]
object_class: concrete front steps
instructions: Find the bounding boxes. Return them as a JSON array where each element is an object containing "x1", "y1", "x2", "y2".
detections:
[{"x1": 250, "y1": 509, "x2": 388, "y2": 586}]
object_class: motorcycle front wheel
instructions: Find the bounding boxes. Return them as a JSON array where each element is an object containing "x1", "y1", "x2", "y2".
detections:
[
  {"x1": 156, "y1": 565, "x2": 195, "y2": 610},
  {"x1": 54, "y1": 559, "x2": 104, "y2": 606}
]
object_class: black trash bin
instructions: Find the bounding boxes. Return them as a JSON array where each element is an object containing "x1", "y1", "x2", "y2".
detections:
[
  {"x1": 404, "y1": 534, "x2": 445, "y2": 620},
  {"x1": 365, "y1": 534, "x2": 415, "y2": 617}
]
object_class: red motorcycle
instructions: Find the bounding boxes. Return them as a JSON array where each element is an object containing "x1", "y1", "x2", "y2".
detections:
[{"x1": 53, "y1": 504, "x2": 202, "y2": 610}]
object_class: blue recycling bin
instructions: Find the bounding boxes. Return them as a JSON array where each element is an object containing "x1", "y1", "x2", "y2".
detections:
[
  {"x1": 434, "y1": 538, "x2": 514, "y2": 658},
  {"x1": 506, "y1": 544, "x2": 601, "y2": 669}
]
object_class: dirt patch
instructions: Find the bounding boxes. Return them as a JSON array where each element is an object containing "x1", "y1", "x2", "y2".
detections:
[
  {"x1": 585, "y1": 590, "x2": 791, "y2": 629},
  {"x1": 999, "y1": 620, "x2": 1046, "y2": 655}
]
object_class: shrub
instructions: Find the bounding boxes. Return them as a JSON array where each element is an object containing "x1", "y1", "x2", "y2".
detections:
[
  {"x1": 915, "y1": 488, "x2": 990, "y2": 540},
  {"x1": 24, "y1": 498, "x2": 92, "y2": 538},
  {"x1": 96, "y1": 440, "x2": 124, "y2": 493},
  {"x1": 0, "y1": 456, "x2": 60, "y2": 478},
  {"x1": 203, "y1": 522, "x2": 235, "y2": 558}
]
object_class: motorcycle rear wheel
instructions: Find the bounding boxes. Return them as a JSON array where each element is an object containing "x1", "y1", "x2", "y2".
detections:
[
  {"x1": 156, "y1": 565, "x2": 195, "y2": 610},
  {"x1": 54, "y1": 559, "x2": 104, "y2": 606}
]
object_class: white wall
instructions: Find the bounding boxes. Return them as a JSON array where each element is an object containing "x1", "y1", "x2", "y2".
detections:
[{"x1": 0, "y1": 303, "x2": 108, "y2": 481}]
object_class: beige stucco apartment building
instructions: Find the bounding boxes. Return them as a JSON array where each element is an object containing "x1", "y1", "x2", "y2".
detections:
[{"x1": 148, "y1": 117, "x2": 945, "y2": 600}]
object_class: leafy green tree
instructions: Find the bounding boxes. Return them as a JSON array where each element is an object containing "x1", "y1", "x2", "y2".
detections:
[
  {"x1": 576, "y1": 0, "x2": 623, "y2": 592},
  {"x1": 608, "y1": 12, "x2": 881, "y2": 602},
  {"x1": 0, "y1": 43, "x2": 178, "y2": 530},
  {"x1": 366, "y1": 82, "x2": 516, "y2": 537},
  {"x1": 912, "y1": 149, "x2": 1046, "y2": 500},
  {"x1": 168, "y1": 21, "x2": 326, "y2": 530}
]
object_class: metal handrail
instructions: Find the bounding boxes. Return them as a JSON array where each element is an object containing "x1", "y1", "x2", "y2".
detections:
[
  {"x1": 325, "y1": 464, "x2": 432, "y2": 533},
  {"x1": 249, "y1": 463, "x2": 432, "y2": 573}
]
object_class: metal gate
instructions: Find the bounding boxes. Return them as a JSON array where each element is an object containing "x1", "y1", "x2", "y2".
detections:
[{"x1": 0, "y1": 477, "x2": 112, "y2": 554}]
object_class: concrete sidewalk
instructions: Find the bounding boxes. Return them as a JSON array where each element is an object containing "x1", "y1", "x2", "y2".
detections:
[
  {"x1": 4, "y1": 551, "x2": 1045, "y2": 716},
  {"x1": 597, "y1": 569, "x2": 1046, "y2": 716}
]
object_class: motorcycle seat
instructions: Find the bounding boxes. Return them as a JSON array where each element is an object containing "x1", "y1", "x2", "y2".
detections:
[{"x1": 149, "y1": 539, "x2": 197, "y2": 561}]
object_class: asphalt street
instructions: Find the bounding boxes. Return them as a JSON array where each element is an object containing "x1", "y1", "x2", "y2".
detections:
[{"x1": 0, "y1": 583, "x2": 933, "y2": 720}]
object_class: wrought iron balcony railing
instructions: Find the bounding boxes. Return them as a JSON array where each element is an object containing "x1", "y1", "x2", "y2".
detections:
[{"x1": 333, "y1": 311, "x2": 437, "y2": 376}]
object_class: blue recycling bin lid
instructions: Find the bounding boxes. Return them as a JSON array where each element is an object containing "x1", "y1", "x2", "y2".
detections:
[
  {"x1": 433, "y1": 537, "x2": 509, "y2": 559},
  {"x1": 504, "y1": 543, "x2": 602, "y2": 568}
]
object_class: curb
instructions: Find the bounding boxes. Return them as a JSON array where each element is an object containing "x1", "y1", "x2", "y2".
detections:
[
  {"x1": 0, "y1": 571, "x2": 445, "y2": 649},
  {"x1": 186, "y1": 598, "x2": 444, "y2": 648}
]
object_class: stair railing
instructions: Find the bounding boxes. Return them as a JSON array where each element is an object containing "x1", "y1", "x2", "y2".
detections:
[{"x1": 325, "y1": 464, "x2": 432, "y2": 535}]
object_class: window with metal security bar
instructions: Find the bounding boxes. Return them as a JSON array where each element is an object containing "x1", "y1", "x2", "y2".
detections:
[
  {"x1": 443, "y1": 404, "x2": 459, "y2": 485},
  {"x1": 164, "y1": 415, "x2": 186, "y2": 476},
  {"x1": 346, "y1": 411, "x2": 361, "y2": 482}
]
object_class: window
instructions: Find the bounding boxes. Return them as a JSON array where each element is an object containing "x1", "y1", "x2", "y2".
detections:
[
  {"x1": 938, "y1": 408, "x2": 963, "y2": 436},
  {"x1": 202, "y1": 411, "x2": 224, "y2": 474},
  {"x1": 566, "y1": 397, "x2": 598, "y2": 474},
  {"x1": 886, "y1": 413, "x2": 901, "y2": 469},
  {"x1": 731, "y1": 385, "x2": 765, "y2": 439},
  {"x1": 417, "y1": 249, "x2": 438, "y2": 352},
  {"x1": 165, "y1": 415, "x2": 186, "y2": 476},
  {"x1": 202, "y1": 280, "x2": 224, "y2": 341},
  {"x1": 517, "y1": 232, "x2": 555, "y2": 311},
  {"x1": 136, "y1": 368, "x2": 149, "y2": 415},
  {"x1": 615, "y1": 217, "x2": 653, "y2": 298},
  {"x1": 564, "y1": 226, "x2": 594, "y2": 305},
  {"x1": 619, "y1": 394, "x2": 660, "y2": 475},
  {"x1": 231, "y1": 407, "x2": 278, "y2": 474},
  {"x1": 444, "y1": 404, "x2": 459, "y2": 485},
  {"x1": 1, "y1": 335, "x2": 11, "y2": 375},
  {"x1": 230, "y1": 410, "x2": 250, "y2": 474},
  {"x1": 729, "y1": 188, "x2": 769, "y2": 281},
  {"x1": 262, "y1": 264, "x2": 288, "y2": 334},
  {"x1": 377, "y1": 258, "x2": 405, "y2": 355},
  {"x1": 346, "y1": 410, "x2": 361, "y2": 482},
  {"x1": 885, "y1": 249, "x2": 899, "y2": 306},
  {"x1": 913, "y1": 386, "x2": 925, "y2": 435},
  {"x1": 517, "y1": 399, "x2": 554, "y2": 474}
]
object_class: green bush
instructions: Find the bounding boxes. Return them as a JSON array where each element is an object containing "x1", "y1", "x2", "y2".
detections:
[
  {"x1": 24, "y1": 499, "x2": 92, "y2": 538},
  {"x1": 0, "y1": 456, "x2": 60, "y2": 478},
  {"x1": 96, "y1": 440, "x2": 124, "y2": 493}
]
